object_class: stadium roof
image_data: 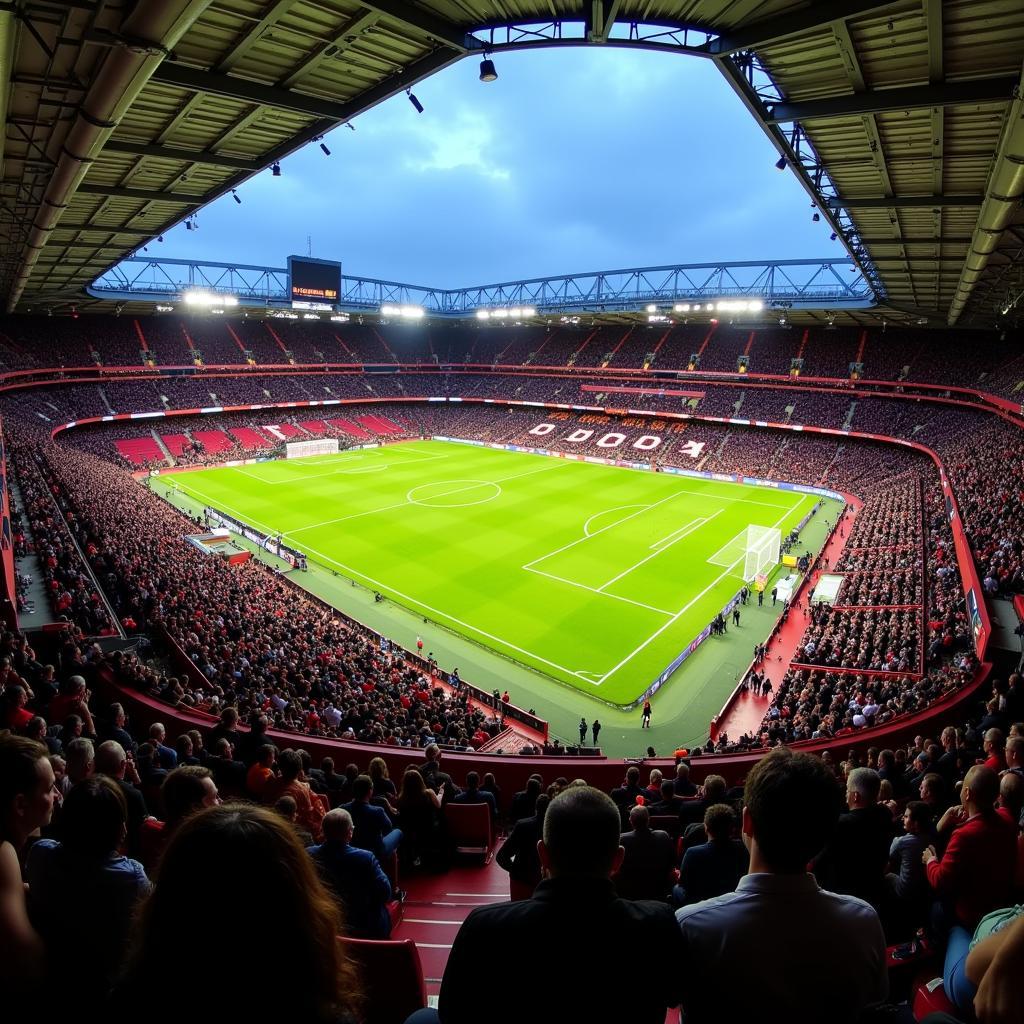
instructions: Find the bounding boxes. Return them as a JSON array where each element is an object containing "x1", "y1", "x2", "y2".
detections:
[{"x1": 2, "y1": 0, "x2": 1022, "y2": 325}]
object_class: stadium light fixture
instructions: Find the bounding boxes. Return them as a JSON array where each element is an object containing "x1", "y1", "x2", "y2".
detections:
[
  {"x1": 183, "y1": 290, "x2": 238, "y2": 307},
  {"x1": 646, "y1": 304, "x2": 657, "y2": 313},
  {"x1": 774, "y1": 156, "x2": 786, "y2": 170},
  {"x1": 271, "y1": 162, "x2": 281, "y2": 176},
  {"x1": 231, "y1": 189, "x2": 241, "y2": 204},
  {"x1": 407, "y1": 89, "x2": 424, "y2": 114},
  {"x1": 476, "y1": 310, "x2": 490, "y2": 319},
  {"x1": 380, "y1": 304, "x2": 425, "y2": 319},
  {"x1": 319, "y1": 141, "x2": 331, "y2": 156},
  {"x1": 674, "y1": 303, "x2": 690, "y2": 312},
  {"x1": 330, "y1": 314, "x2": 349, "y2": 323},
  {"x1": 479, "y1": 58, "x2": 498, "y2": 82},
  {"x1": 812, "y1": 212, "x2": 820, "y2": 222},
  {"x1": 829, "y1": 231, "x2": 838, "y2": 241}
]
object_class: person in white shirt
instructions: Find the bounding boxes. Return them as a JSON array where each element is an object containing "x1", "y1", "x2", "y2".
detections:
[{"x1": 676, "y1": 747, "x2": 888, "y2": 1024}]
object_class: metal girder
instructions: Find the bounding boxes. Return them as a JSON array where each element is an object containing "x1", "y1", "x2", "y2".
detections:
[
  {"x1": 278, "y1": 10, "x2": 381, "y2": 90},
  {"x1": 586, "y1": 0, "x2": 623, "y2": 43},
  {"x1": 857, "y1": 236, "x2": 970, "y2": 245},
  {"x1": 708, "y1": 1, "x2": 901, "y2": 56},
  {"x1": 46, "y1": 223, "x2": 158, "y2": 236},
  {"x1": 151, "y1": 62, "x2": 353, "y2": 120},
  {"x1": 76, "y1": 183, "x2": 203, "y2": 205},
  {"x1": 360, "y1": 0, "x2": 471, "y2": 51},
  {"x1": 214, "y1": 0, "x2": 298, "y2": 73},
  {"x1": 766, "y1": 77, "x2": 1017, "y2": 123},
  {"x1": 102, "y1": 139, "x2": 260, "y2": 171},
  {"x1": 828, "y1": 195, "x2": 983, "y2": 209}
]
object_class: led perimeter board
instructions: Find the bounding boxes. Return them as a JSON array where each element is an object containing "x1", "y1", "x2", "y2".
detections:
[{"x1": 288, "y1": 255, "x2": 341, "y2": 309}]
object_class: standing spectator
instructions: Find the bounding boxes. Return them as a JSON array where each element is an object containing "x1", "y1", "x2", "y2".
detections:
[
  {"x1": 641, "y1": 700, "x2": 652, "y2": 729},
  {"x1": 308, "y1": 808, "x2": 393, "y2": 939},
  {"x1": 95, "y1": 740, "x2": 148, "y2": 856},
  {"x1": 676, "y1": 748, "x2": 887, "y2": 1024},
  {"x1": 578, "y1": 717, "x2": 587, "y2": 746},
  {"x1": 591, "y1": 719, "x2": 601, "y2": 746}
]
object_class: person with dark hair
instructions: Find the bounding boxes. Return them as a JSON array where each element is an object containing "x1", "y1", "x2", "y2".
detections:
[
  {"x1": 26, "y1": 776, "x2": 150, "y2": 1007},
  {"x1": 452, "y1": 770, "x2": 497, "y2": 818},
  {"x1": 396, "y1": 767, "x2": 443, "y2": 870},
  {"x1": 308, "y1": 808, "x2": 392, "y2": 939},
  {"x1": 509, "y1": 776, "x2": 542, "y2": 822},
  {"x1": 0, "y1": 734, "x2": 56, "y2": 1004},
  {"x1": 435, "y1": 787, "x2": 683, "y2": 1023},
  {"x1": 266, "y1": 749, "x2": 328, "y2": 841},
  {"x1": 675, "y1": 804, "x2": 749, "y2": 907},
  {"x1": 95, "y1": 740, "x2": 148, "y2": 856},
  {"x1": 246, "y1": 743, "x2": 277, "y2": 798},
  {"x1": 883, "y1": 800, "x2": 934, "y2": 937},
  {"x1": 138, "y1": 764, "x2": 219, "y2": 874},
  {"x1": 616, "y1": 805, "x2": 675, "y2": 901},
  {"x1": 111, "y1": 804, "x2": 361, "y2": 1022},
  {"x1": 676, "y1": 747, "x2": 887, "y2": 1023},
  {"x1": 206, "y1": 736, "x2": 246, "y2": 795},
  {"x1": 343, "y1": 774, "x2": 402, "y2": 865},
  {"x1": 496, "y1": 793, "x2": 549, "y2": 900}
]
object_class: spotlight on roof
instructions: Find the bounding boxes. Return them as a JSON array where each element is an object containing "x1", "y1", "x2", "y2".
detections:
[
  {"x1": 479, "y1": 58, "x2": 498, "y2": 82},
  {"x1": 774, "y1": 156, "x2": 787, "y2": 171},
  {"x1": 232, "y1": 189, "x2": 241, "y2": 204},
  {"x1": 407, "y1": 89, "x2": 424, "y2": 114},
  {"x1": 812, "y1": 212, "x2": 820, "y2": 222},
  {"x1": 271, "y1": 162, "x2": 281, "y2": 176},
  {"x1": 319, "y1": 141, "x2": 331, "y2": 156},
  {"x1": 829, "y1": 232, "x2": 838, "y2": 241},
  {"x1": 157, "y1": 235, "x2": 164, "y2": 242}
]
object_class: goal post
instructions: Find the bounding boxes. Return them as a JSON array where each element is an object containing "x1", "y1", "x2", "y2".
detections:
[
  {"x1": 285, "y1": 438, "x2": 339, "y2": 459},
  {"x1": 743, "y1": 524, "x2": 781, "y2": 583}
]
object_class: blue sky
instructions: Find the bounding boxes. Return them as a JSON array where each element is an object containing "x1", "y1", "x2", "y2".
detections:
[{"x1": 154, "y1": 47, "x2": 839, "y2": 286}]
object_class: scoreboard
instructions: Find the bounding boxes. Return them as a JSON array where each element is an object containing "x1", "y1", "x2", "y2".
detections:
[{"x1": 288, "y1": 255, "x2": 341, "y2": 309}]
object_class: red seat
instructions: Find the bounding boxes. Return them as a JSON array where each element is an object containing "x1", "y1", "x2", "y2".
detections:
[
  {"x1": 445, "y1": 802, "x2": 493, "y2": 863},
  {"x1": 911, "y1": 975, "x2": 958, "y2": 1021},
  {"x1": 341, "y1": 937, "x2": 426, "y2": 1024}
]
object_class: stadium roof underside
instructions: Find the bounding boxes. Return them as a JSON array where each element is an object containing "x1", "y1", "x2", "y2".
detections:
[{"x1": 2, "y1": 0, "x2": 1022, "y2": 327}]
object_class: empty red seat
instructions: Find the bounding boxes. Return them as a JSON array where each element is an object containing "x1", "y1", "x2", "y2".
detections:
[
  {"x1": 444, "y1": 802, "x2": 493, "y2": 863},
  {"x1": 340, "y1": 937, "x2": 426, "y2": 1024}
]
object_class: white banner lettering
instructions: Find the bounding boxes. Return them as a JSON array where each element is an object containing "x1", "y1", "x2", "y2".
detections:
[
  {"x1": 529, "y1": 423, "x2": 556, "y2": 436},
  {"x1": 678, "y1": 440, "x2": 706, "y2": 459},
  {"x1": 633, "y1": 435, "x2": 662, "y2": 451},
  {"x1": 596, "y1": 432, "x2": 626, "y2": 449},
  {"x1": 565, "y1": 429, "x2": 594, "y2": 443}
]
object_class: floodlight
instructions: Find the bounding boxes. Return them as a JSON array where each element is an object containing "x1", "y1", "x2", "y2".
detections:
[
  {"x1": 749, "y1": 299, "x2": 764, "y2": 311},
  {"x1": 646, "y1": 304, "x2": 657, "y2": 313},
  {"x1": 521, "y1": 307, "x2": 536, "y2": 317},
  {"x1": 271, "y1": 162, "x2": 281, "y2": 176},
  {"x1": 476, "y1": 310, "x2": 490, "y2": 319},
  {"x1": 380, "y1": 304, "x2": 398, "y2": 316},
  {"x1": 400, "y1": 305, "x2": 425, "y2": 318},
  {"x1": 232, "y1": 190, "x2": 241, "y2": 204},
  {"x1": 775, "y1": 156, "x2": 786, "y2": 170},
  {"x1": 320, "y1": 142, "x2": 331, "y2": 156},
  {"x1": 674, "y1": 303, "x2": 690, "y2": 312},
  {"x1": 508, "y1": 308, "x2": 521, "y2": 318},
  {"x1": 812, "y1": 212, "x2": 820, "y2": 222},
  {"x1": 407, "y1": 90, "x2": 424, "y2": 114},
  {"x1": 479, "y1": 58, "x2": 498, "y2": 82}
]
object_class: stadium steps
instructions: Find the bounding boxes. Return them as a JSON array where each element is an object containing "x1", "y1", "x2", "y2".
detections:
[
  {"x1": 7, "y1": 475, "x2": 64, "y2": 627},
  {"x1": 114, "y1": 437, "x2": 164, "y2": 466},
  {"x1": 98, "y1": 386, "x2": 116, "y2": 415},
  {"x1": 356, "y1": 414, "x2": 404, "y2": 435},
  {"x1": 160, "y1": 433, "x2": 190, "y2": 457},
  {"x1": 229, "y1": 427, "x2": 273, "y2": 449},
  {"x1": 842, "y1": 400, "x2": 857, "y2": 430},
  {"x1": 149, "y1": 430, "x2": 174, "y2": 465}
]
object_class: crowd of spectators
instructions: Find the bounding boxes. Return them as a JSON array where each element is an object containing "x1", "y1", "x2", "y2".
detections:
[{"x1": 796, "y1": 607, "x2": 922, "y2": 674}]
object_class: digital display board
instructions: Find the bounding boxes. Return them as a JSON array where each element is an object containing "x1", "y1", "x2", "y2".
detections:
[{"x1": 288, "y1": 255, "x2": 341, "y2": 309}]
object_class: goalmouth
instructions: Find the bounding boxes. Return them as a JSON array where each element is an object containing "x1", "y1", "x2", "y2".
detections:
[
  {"x1": 286, "y1": 438, "x2": 339, "y2": 459},
  {"x1": 708, "y1": 524, "x2": 782, "y2": 582}
]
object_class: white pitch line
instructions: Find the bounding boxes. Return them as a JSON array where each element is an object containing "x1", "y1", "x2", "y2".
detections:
[
  {"x1": 583, "y1": 504, "x2": 647, "y2": 537},
  {"x1": 594, "y1": 494, "x2": 809, "y2": 685},
  {"x1": 596, "y1": 510, "x2": 724, "y2": 593},
  {"x1": 287, "y1": 459, "x2": 560, "y2": 537},
  {"x1": 523, "y1": 565, "x2": 674, "y2": 616},
  {"x1": 650, "y1": 516, "x2": 707, "y2": 551}
]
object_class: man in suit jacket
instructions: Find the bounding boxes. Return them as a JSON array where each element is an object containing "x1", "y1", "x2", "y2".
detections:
[
  {"x1": 452, "y1": 771, "x2": 497, "y2": 818},
  {"x1": 616, "y1": 805, "x2": 675, "y2": 901},
  {"x1": 437, "y1": 787, "x2": 683, "y2": 1024},
  {"x1": 308, "y1": 809, "x2": 392, "y2": 939},
  {"x1": 342, "y1": 774, "x2": 402, "y2": 862},
  {"x1": 675, "y1": 804, "x2": 749, "y2": 906},
  {"x1": 496, "y1": 794, "x2": 549, "y2": 898}
]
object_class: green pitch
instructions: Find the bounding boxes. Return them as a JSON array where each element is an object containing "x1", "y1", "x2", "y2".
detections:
[{"x1": 161, "y1": 440, "x2": 833, "y2": 706}]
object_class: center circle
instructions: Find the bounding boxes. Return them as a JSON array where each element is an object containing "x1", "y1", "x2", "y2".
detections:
[{"x1": 407, "y1": 479, "x2": 501, "y2": 508}]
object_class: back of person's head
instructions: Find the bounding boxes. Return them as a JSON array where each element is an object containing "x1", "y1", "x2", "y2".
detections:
[
  {"x1": 702, "y1": 774, "x2": 727, "y2": 802},
  {"x1": 274, "y1": 795, "x2": 298, "y2": 820},
  {"x1": 424, "y1": 743, "x2": 440, "y2": 763},
  {"x1": 1005, "y1": 735, "x2": 1024, "y2": 765},
  {"x1": 162, "y1": 765, "x2": 214, "y2": 826},
  {"x1": 322, "y1": 808, "x2": 353, "y2": 842},
  {"x1": 534, "y1": 793, "x2": 551, "y2": 822},
  {"x1": 676, "y1": 762, "x2": 691, "y2": 779},
  {"x1": 525, "y1": 776, "x2": 542, "y2": 796},
  {"x1": 625, "y1": 765, "x2": 640, "y2": 785},
  {"x1": 122, "y1": 804, "x2": 358, "y2": 1020},
  {"x1": 61, "y1": 776, "x2": 127, "y2": 860},
  {"x1": 847, "y1": 767, "x2": 881, "y2": 805},
  {"x1": 95, "y1": 740, "x2": 126, "y2": 776},
  {"x1": 257, "y1": 744, "x2": 276, "y2": 767},
  {"x1": 964, "y1": 765, "x2": 999, "y2": 812},
  {"x1": 321, "y1": 756, "x2": 334, "y2": 774},
  {"x1": 148, "y1": 722, "x2": 165, "y2": 742},
  {"x1": 465, "y1": 771, "x2": 479, "y2": 790},
  {"x1": 704, "y1": 803, "x2": 736, "y2": 841},
  {"x1": 660, "y1": 780, "x2": 675, "y2": 801},
  {"x1": 352, "y1": 774, "x2": 373, "y2": 802},
  {"x1": 542, "y1": 786, "x2": 622, "y2": 878},
  {"x1": 0, "y1": 733, "x2": 50, "y2": 839},
  {"x1": 278, "y1": 749, "x2": 302, "y2": 782},
  {"x1": 998, "y1": 772, "x2": 1023, "y2": 819},
  {"x1": 743, "y1": 747, "x2": 843, "y2": 872},
  {"x1": 65, "y1": 737, "x2": 95, "y2": 779},
  {"x1": 221, "y1": 706, "x2": 238, "y2": 727},
  {"x1": 368, "y1": 756, "x2": 388, "y2": 781},
  {"x1": 629, "y1": 805, "x2": 650, "y2": 830}
]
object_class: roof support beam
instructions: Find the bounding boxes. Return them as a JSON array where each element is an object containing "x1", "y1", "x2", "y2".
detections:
[
  {"x1": 827, "y1": 195, "x2": 983, "y2": 209},
  {"x1": 766, "y1": 76, "x2": 1017, "y2": 123},
  {"x1": 214, "y1": 0, "x2": 299, "y2": 73},
  {"x1": 358, "y1": 1, "x2": 471, "y2": 52},
  {"x1": 709, "y1": 1, "x2": 902, "y2": 56},
  {"x1": 278, "y1": 10, "x2": 381, "y2": 90},
  {"x1": 102, "y1": 139, "x2": 260, "y2": 171},
  {"x1": 46, "y1": 223, "x2": 157, "y2": 237},
  {"x1": 76, "y1": 183, "x2": 203, "y2": 205}
]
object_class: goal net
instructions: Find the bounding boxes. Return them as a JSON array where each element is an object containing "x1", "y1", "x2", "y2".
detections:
[
  {"x1": 743, "y1": 525, "x2": 781, "y2": 582},
  {"x1": 285, "y1": 438, "x2": 339, "y2": 459}
]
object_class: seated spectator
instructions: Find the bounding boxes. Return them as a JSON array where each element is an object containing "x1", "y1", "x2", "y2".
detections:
[
  {"x1": 147, "y1": 722, "x2": 177, "y2": 770},
  {"x1": 48, "y1": 675, "x2": 95, "y2": 737},
  {"x1": 984, "y1": 728, "x2": 1007, "y2": 772},
  {"x1": 0, "y1": 735, "x2": 56, "y2": 1006},
  {"x1": 418, "y1": 743, "x2": 457, "y2": 797},
  {"x1": 435, "y1": 787, "x2": 684, "y2": 1024},
  {"x1": 509, "y1": 776, "x2": 542, "y2": 822},
  {"x1": 275, "y1": 795, "x2": 314, "y2": 848},
  {"x1": 95, "y1": 740, "x2": 148, "y2": 856},
  {"x1": 924, "y1": 765, "x2": 1018, "y2": 934},
  {"x1": 26, "y1": 776, "x2": 150, "y2": 1008},
  {"x1": 678, "y1": 774, "x2": 728, "y2": 827},
  {"x1": 97, "y1": 702, "x2": 136, "y2": 754},
  {"x1": 206, "y1": 736, "x2": 246, "y2": 795},
  {"x1": 884, "y1": 801, "x2": 934, "y2": 936},
  {"x1": 480, "y1": 772, "x2": 502, "y2": 813},
  {"x1": 139, "y1": 765, "x2": 219, "y2": 874},
  {"x1": 343, "y1": 774, "x2": 402, "y2": 865},
  {"x1": 1, "y1": 683, "x2": 33, "y2": 730},
  {"x1": 452, "y1": 771, "x2": 497, "y2": 818},
  {"x1": 1004, "y1": 734, "x2": 1024, "y2": 778},
  {"x1": 265, "y1": 749, "x2": 328, "y2": 842},
  {"x1": 367, "y1": 756, "x2": 397, "y2": 800},
  {"x1": 813, "y1": 767, "x2": 893, "y2": 912},
  {"x1": 675, "y1": 804, "x2": 749, "y2": 907},
  {"x1": 111, "y1": 804, "x2": 360, "y2": 1022},
  {"x1": 676, "y1": 747, "x2": 887, "y2": 1024},
  {"x1": 649, "y1": 779, "x2": 681, "y2": 816},
  {"x1": 496, "y1": 793, "x2": 549, "y2": 899},
  {"x1": 396, "y1": 766, "x2": 443, "y2": 870},
  {"x1": 673, "y1": 762, "x2": 699, "y2": 798},
  {"x1": 616, "y1": 805, "x2": 675, "y2": 901},
  {"x1": 245, "y1": 743, "x2": 277, "y2": 799},
  {"x1": 308, "y1": 808, "x2": 392, "y2": 939}
]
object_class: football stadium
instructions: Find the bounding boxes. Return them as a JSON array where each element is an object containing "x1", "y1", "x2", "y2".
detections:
[{"x1": 0, "y1": 1, "x2": 1023, "y2": 1021}]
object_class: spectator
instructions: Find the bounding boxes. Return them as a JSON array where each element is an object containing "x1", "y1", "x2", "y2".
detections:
[
  {"x1": 139, "y1": 765, "x2": 219, "y2": 874},
  {"x1": 265, "y1": 749, "x2": 328, "y2": 842},
  {"x1": 509, "y1": 776, "x2": 542, "y2": 822},
  {"x1": 676, "y1": 747, "x2": 888, "y2": 1024},
  {"x1": 95, "y1": 740, "x2": 148, "y2": 856},
  {"x1": 206, "y1": 736, "x2": 246, "y2": 795},
  {"x1": 342, "y1": 774, "x2": 402, "y2": 866},
  {"x1": 0, "y1": 734, "x2": 56, "y2": 1005},
  {"x1": 496, "y1": 793, "x2": 549, "y2": 900},
  {"x1": 147, "y1": 722, "x2": 177, "y2": 770},
  {"x1": 111, "y1": 804, "x2": 360, "y2": 1021},
  {"x1": 26, "y1": 776, "x2": 150, "y2": 1007},
  {"x1": 367, "y1": 756, "x2": 397, "y2": 800},
  {"x1": 452, "y1": 771, "x2": 497, "y2": 818},
  {"x1": 436, "y1": 787, "x2": 684, "y2": 1023},
  {"x1": 246, "y1": 743, "x2": 277, "y2": 798},
  {"x1": 675, "y1": 804, "x2": 749, "y2": 907},
  {"x1": 275, "y1": 795, "x2": 315, "y2": 848},
  {"x1": 616, "y1": 805, "x2": 676, "y2": 901},
  {"x1": 419, "y1": 743, "x2": 457, "y2": 797},
  {"x1": 884, "y1": 801, "x2": 934, "y2": 936},
  {"x1": 396, "y1": 766, "x2": 443, "y2": 870},
  {"x1": 674, "y1": 761, "x2": 698, "y2": 797},
  {"x1": 308, "y1": 808, "x2": 393, "y2": 939}
]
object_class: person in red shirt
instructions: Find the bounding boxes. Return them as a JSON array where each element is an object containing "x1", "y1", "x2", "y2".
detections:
[
  {"x1": 923, "y1": 765, "x2": 1017, "y2": 932},
  {"x1": 983, "y1": 728, "x2": 1006, "y2": 772},
  {"x1": 1, "y1": 685, "x2": 33, "y2": 731}
]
